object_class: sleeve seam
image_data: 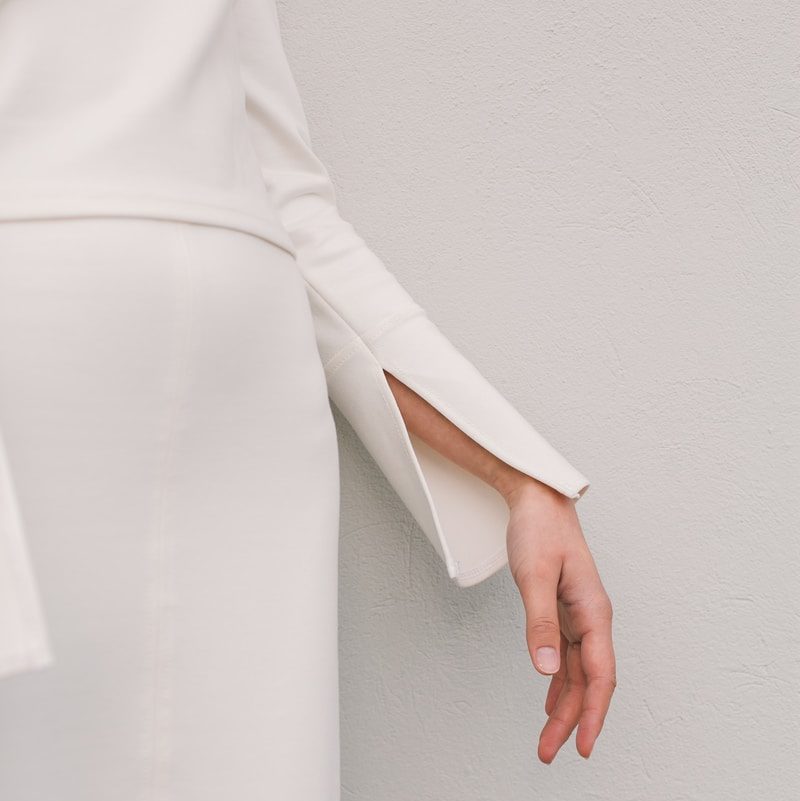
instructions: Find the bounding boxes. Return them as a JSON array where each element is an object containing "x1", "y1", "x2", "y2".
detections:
[
  {"x1": 451, "y1": 544, "x2": 509, "y2": 587},
  {"x1": 303, "y1": 280, "x2": 426, "y2": 377}
]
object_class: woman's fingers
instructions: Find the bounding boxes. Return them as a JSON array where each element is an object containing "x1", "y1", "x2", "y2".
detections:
[
  {"x1": 505, "y1": 484, "x2": 616, "y2": 762},
  {"x1": 574, "y1": 610, "x2": 616, "y2": 758},
  {"x1": 557, "y1": 552, "x2": 616, "y2": 759},
  {"x1": 537, "y1": 639, "x2": 586, "y2": 763},
  {"x1": 544, "y1": 630, "x2": 569, "y2": 716},
  {"x1": 516, "y1": 551, "x2": 564, "y2": 677}
]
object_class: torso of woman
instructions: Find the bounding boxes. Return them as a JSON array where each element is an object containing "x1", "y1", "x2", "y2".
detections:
[{"x1": 0, "y1": 0, "x2": 295, "y2": 254}]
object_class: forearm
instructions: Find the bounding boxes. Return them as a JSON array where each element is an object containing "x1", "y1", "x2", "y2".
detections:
[{"x1": 382, "y1": 369, "x2": 563, "y2": 505}]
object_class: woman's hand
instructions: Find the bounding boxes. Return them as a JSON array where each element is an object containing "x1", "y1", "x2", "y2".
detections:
[
  {"x1": 497, "y1": 476, "x2": 616, "y2": 763},
  {"x1": 381, "y1": 368, "x2": 615, "y2": 759}
]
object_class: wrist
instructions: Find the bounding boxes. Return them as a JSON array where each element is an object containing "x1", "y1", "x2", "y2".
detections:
[{"x1": 491, "y1": 466, "x2": 562, "y2": 507}]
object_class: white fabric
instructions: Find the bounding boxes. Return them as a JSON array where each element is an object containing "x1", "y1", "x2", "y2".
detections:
[
  {"x1": 0, "y1": 219, "x2": 342, "y2": 799},
  {"x1": 0, "y1": 0, "x2": 589, "y2": 685}
]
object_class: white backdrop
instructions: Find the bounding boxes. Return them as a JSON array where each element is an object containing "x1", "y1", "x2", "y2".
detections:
[{"x1": 277, "y1": 2, "x2": 799, "y2": 798}]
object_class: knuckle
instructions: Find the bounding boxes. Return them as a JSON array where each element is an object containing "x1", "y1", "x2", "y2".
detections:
[
  {"x1": 591, "y1": 592, "x2": 613, "y2": 619},
  {"x1": 512, "y1": 568, "x2": 543, "y2": 594},
  {"x1": 526, "y1": 616, "x2": 560, "y2": 637},
  {"x1": 513, "y1": 556, "x2": 557, "y2": 590},
  {"x1": 595, "y1": 674, "x2": 617, "y2": 690}
]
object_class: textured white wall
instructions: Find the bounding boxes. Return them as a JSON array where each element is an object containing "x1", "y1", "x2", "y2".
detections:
[{"x1": 277, "y1": 1, "x2": 799, "y2": 798}]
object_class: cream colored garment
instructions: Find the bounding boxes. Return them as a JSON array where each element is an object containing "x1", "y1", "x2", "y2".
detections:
[
  {"x1": 0, "y1": 0, "x2": 589, "y2": 680},
  {"x1": 0, "y1": 219, "x2": 343, "y2": 799}
]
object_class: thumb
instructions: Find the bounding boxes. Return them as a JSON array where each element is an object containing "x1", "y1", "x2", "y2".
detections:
[{"x1": 518, "y1": 561, "x2": 563, "y2": 676}]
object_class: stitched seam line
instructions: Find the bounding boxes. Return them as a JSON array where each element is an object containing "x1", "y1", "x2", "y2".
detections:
[
  {"x1": 302, "y1": 280, "x2": 426, "y2": 377},
  {"x1": 453, "y1": 545, "x2": 509, "y2": 585},
  {"x1": 140, "y1": 228, "x2": 196, "y2": 801}
]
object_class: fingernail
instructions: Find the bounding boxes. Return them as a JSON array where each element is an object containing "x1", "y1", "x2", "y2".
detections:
[{"x1": 535, "y1": 646, "x2": 559, "y2": 673}]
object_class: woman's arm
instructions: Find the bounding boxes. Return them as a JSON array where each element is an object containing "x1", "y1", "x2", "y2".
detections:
[
  {"x1": 236, "y1": 0, "x2": 615, "y2": 761},
  {"x1": 235, "y1": 0, "x2": 591, "y2": 586}
]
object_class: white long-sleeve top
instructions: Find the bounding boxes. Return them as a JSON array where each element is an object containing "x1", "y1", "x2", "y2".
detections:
[
  {"x1": 0, "y1": 0, "x2": 292, "y2": 250},
  {"x1": 0, "y1": 0, "x2": 590, "y2": 679}
]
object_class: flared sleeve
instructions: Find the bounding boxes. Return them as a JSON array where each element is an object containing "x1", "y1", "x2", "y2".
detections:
[{"x1": 235, "y1": 0, "x2": 590, "y2": 587}]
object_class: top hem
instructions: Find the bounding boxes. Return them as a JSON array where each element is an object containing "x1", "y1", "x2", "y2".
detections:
[{"x1": 0, "y1": 196, "x2": 297, "y2": 258}]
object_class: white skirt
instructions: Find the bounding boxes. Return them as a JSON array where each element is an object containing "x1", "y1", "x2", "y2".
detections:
[{"x1": 0, "y1": 218, "x2": 343, "y2": 798}]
